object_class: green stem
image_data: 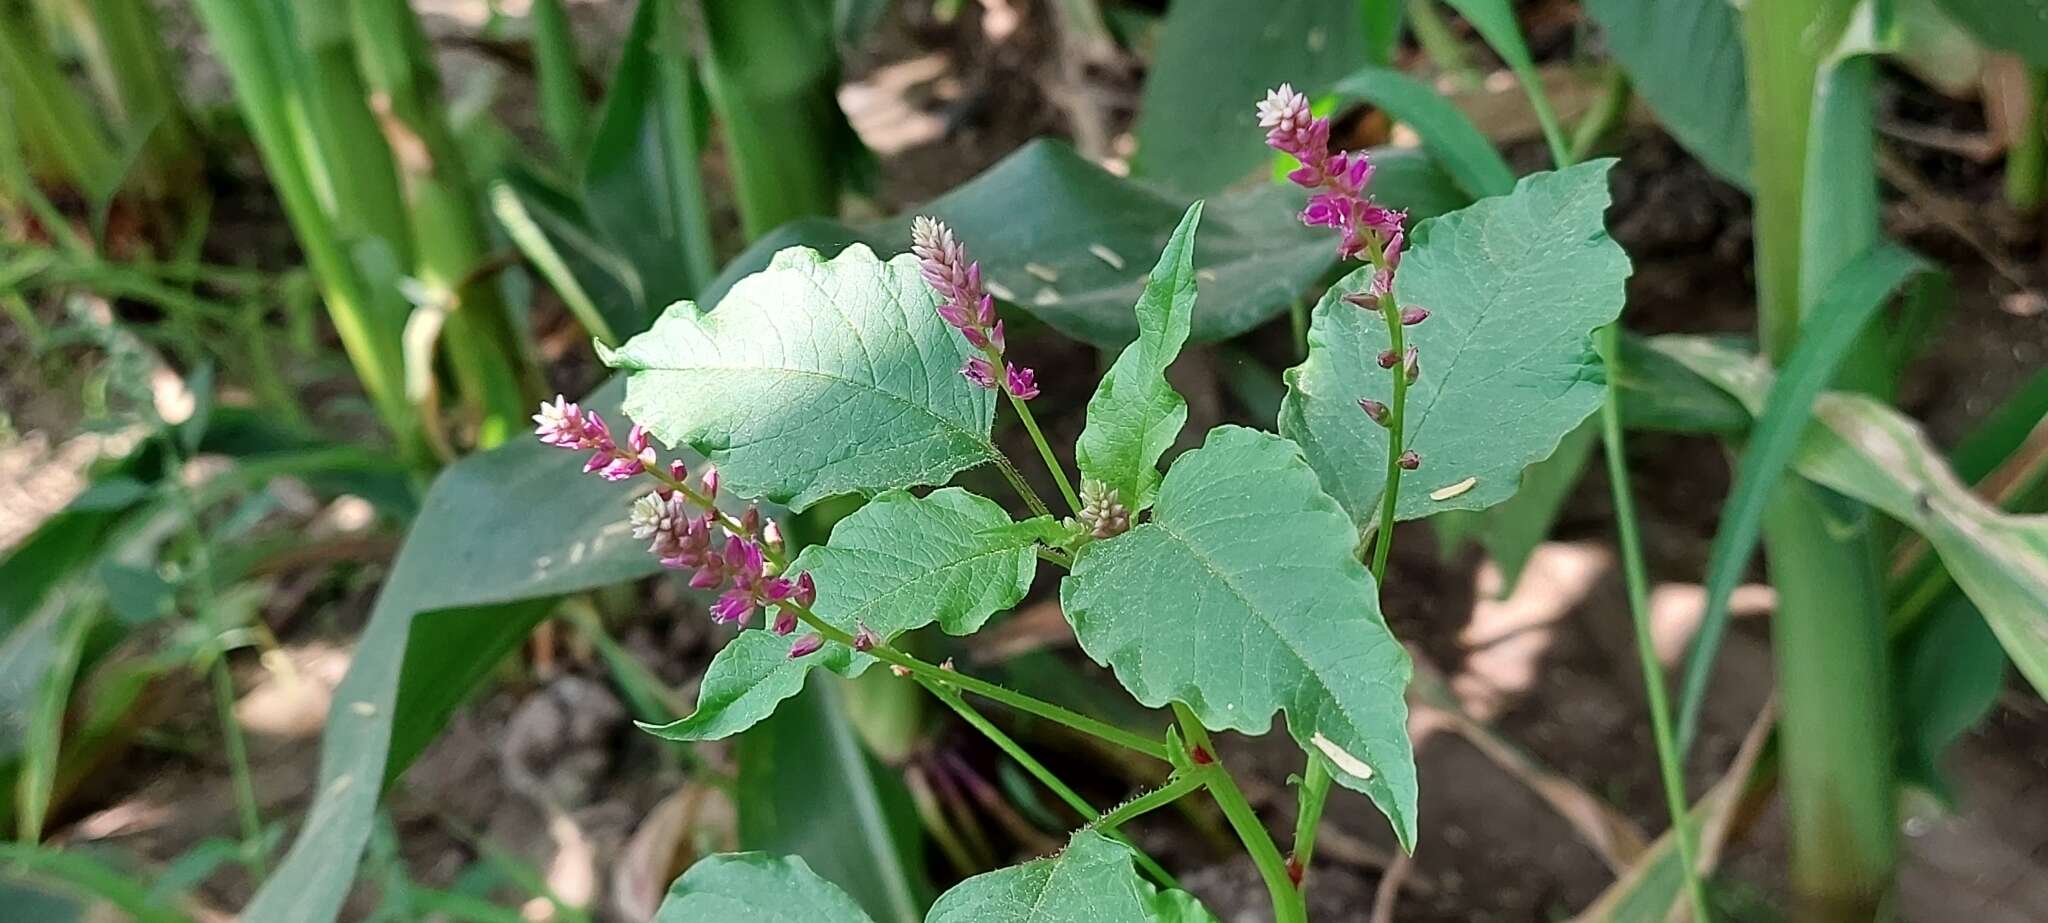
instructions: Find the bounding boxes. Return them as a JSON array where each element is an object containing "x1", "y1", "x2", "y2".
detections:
[
  {"x1": 1569, "y1": 69, "x2": 1633, "y2": 165},
  {"x1": 1598, "y1": 325, "x2": 1711, "y2": 922},
  {"x1": 1008, "y1": 391, "x2": 1082, "y2": 513},
  {"x1": 209, "y1": 654, "x2": 266, "y2": 877},
  {"x1": 1174, "y1": 704, "x2": 1304, "y2": 923},
  {"x1": 1092, "y1": 771, "x2": 1206, "y2": 834},
  {"x1": 993, "y1": 449, "x2": 1054, "y2": 519},
  {"x1": 1289, "y1": 755, "x2": 1334, "y2": 877},
  {"x1": 921, "y1": 679, "x2": 1176, "y2": 887},
  {"x1": 2006, "y1": 69, "x2": 2047, "y2": 212}
]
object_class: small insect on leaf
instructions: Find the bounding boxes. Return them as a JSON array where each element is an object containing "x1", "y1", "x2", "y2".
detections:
[{"x1": 1430, "y1": 477, "x2": 1478, "y2": 501}]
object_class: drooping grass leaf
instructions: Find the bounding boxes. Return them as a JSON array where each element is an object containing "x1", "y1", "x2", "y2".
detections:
[
  {"x1": 1281, "y1": 161, "x2": 1629, "y2": 528},
  {"x1": 655, "y1": 852, "x2": 874, "y2": 923},
  {"x1": 646, "y1": 488, "x2": 1049, "y2": 741},
  {"x1": 1325, "y1": 67, "x2": 1516, "y2": 199},
  {"x1": 603, "y1": 245, "x2": 998, "y2": 511},
  {"x1": 1076, "y1": 203, "x2": 1201, "y2": 514},
  {"x1": 1895, "y1": 595, "x2": 2007, "y2": 802},
  {"x1": 1061, "y1": 426, "x2": 1417, "y2": 848},
  {"x1": 490, "y1": 167, "x2": 644, "y2": 345},
  {"x1": 738, "y1": 681, "x2": 932, "y2": 922},
  {"x1": 1657, "y1": 336, "x2": 2048, "y2": 701},
  {"x1": 1132, "y1": 0, "x2": 1368, "y2": 195},
  {"x1": 1435, "y1": 0, "x2": 1569, "y2": 163},
  {"x1": 1933, "y1": 0, "x2": 2048, "y2": 65},
  {"x1": 926, "y1": 830, "x2": 1211, "y2": 923},
  {"x1": 1582, "y1": 0, "x2": 1753, "y2": 186},
  {"x1": 1673, "y1": 243, "x2": 1929, "y2": 754}
]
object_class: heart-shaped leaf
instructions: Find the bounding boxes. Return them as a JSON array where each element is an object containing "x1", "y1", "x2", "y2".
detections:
[
  {"x1": 1281, "y1": 161, "x2": 1629, "y2": 528},
  {"x1": 603, "y1": 245, "x2": 998, "y2": 511},
  {"x1": 1075, "y1": 203, "x2": 1201, "y2": 514},
  {"x1": 926, "y1": 830, "x2": 1211, "y2": 923},
  {"x1": 1061, "y1": 426, "x2": 1417, "y2": 848},
  {"x1": 655, "y1": 852, "x2": 873, "y2": 923}
]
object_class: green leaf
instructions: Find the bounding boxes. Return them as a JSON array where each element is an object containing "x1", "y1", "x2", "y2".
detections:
[
  {"x1": 1076, "y1": 203, "x2": 1201, "y2": 513},
  {"x1": 738, "y1": 681, "x2": 931, "y2": 922},
  {"x1": 1895, "y1": 595, "x2": 2006, "y2": 802},
  {"x1": 583, "y1": 0, "x2": 716, "y2": 304},
  {"x1": 1061, "y1": 426, "x2": 1417, "y2": 848},
  {"x1": 927, "y1": 830, "x2": 1204, "y2": 923},
  {"x1": 1674, "y1": 243, "x2": 1929, "y2": 754},
  {"x1": 244, "y1": 381, "x2": 664, "y2": 923},
  {"x1": 1132, "y1": 0, "x2": 1369, "y2": 195},
  {"x1": 1436, "y1": 0, "x2": 1569, "y2": 163},
  {"x1": 1281, "y1": 161, "x2": 1630, "y2": 527},
  {"x1": 1582, "y1": 0, "x2": 1753, "y2": 186},
  {"x1": 1326, "y1": 67, "x2": 1516, "y2": 199},
  {"x1": 694, "y1": 141, "x2": 1465, "y2": 349},
  {"x1": 1656, "y1": 336, "x2": 2048, "y2": 703},
  {"x1": 655, "y1": 852, "x2": 874, "y2": 923},
  {"x1": 1933, "y1": 0, "x2": 2048, "y2": 66},
  {"x1": 603, "y1": 244, "x2": 998, "y2": 511},
  {"x1": 646, "y1": 488, "x2": 1048, "y2": 741},
  {"x1": 1614, "y1": 332, "x2": 1753, "y2": 435}
]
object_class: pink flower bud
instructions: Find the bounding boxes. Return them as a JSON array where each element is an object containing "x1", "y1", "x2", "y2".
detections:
[
  {"x1": 771, "y1": 606, "x2": 798, "y2": 636},
  {"x1": 853, "y1": 623, "x2": 879, "y2": 651},
  {"x1": 962, "y1": 326, "x2": 990, "y2": 349},
  {"x1": 1402, "y1": 346, "x2": 1420, "y2": 383},
  {"x1": 1400, "y1": 306, "x2": 1430, "y2": 325},
  {"x1": 962, "y1": 355, "x2": 998, "y2": 390},
  {"x1": 710, "y1": 589, "x2": 755, "y2": 625},
  {"x1": 762, "y1": 519, "x2": 784, "y2": 551},
  {"x1": 788, "y1": 634, "x2": 825, "y2": 658},
  {"x1": 1342, "y1": 291, "x2": 1379, "y2": 310},
  {"x1": 1358, "y1": 398, "x2": 1390, "y2": 426},
  {"x1": 1004, "y1": 364, "x2": 1040, "y2": 400},
  {"x1": 794, "y1": 572, "x2": 816, "y2": 608},
  {"x1": 1377, "y1": 349, "x2": 1399, "y2": 370},
  {"x1": 1397, "y1": 450, "x2": 1421, "y2": 470},
  {"x1": 700, "y1": 465, "x2": 719, "y2": 502}
]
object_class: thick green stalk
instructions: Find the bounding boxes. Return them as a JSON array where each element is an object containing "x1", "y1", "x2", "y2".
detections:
[
  {"x1": 1599, "y1": 325, "x2": 1712, "y2": 922},
  {"x1": 1761, "y1": 483, "x2": 1896, "y2": 920},
  {"x1": 699, "y1": 0, "x2": 857, "y2": 237},
  {"x1": 1745, "y1": 1, "x2": 1897, "y2": 917},
  {"x1": 351, "y1": 0, "x2": 534, "y2": 448},
  {"x1": 191, "y1": 0, "x2": 428, "y2": 465},
  {"x1": 2007, "y1": 69, "x2": 2048, "y2": 212},
  {"x1": 1175, "y1": 704, "x2": 1305, "y2": 923}
]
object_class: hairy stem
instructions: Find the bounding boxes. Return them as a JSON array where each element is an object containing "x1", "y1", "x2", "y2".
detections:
[
  {"x1": 1175, "y1": 704, "x2": 1305, "y2": 923},
  {"x1": 921, "y1": 679, "x2": 1176, "y2": 887},
  {"x1": 1091, "y1": 771, "x2": 1206, "y2": 834}
]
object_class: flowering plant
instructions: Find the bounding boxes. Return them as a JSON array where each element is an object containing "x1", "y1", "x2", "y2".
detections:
[{"x1": 534, "y1": 85, "x2": 1628, "y2": 922}]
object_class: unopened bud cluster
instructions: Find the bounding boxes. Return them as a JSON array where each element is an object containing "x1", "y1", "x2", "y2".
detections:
[
  {"x1": 536, "y1": 395, "x2": 823, "y2": 658},
  {"x1": 1076, "y1": 478, "x2": 1131, "y2": 540},
  {"x1": 911, "y1": 216, "x2": 1040, "y2": 399}
]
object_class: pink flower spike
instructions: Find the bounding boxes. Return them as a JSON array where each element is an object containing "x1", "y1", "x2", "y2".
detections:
[
  {"x1": 962, "y1": 355, "x2": 998, "y2": 390},
  {"x1": 532, "y1": 395, "x2": 582, "y2": 447},
  {"x1": 937, "y1": 302, "x2": 972, "y2": 329},
  {"x1": 770, "y1": 606, "x2": 798, "y2": 636},
  {"x1": 788, "y1": 634, "x2": 826, "y2": 658},
  {"x1": 795, "y1": 572, "x2": 816, "y2": 608},
  {"x1": 1004, "y1": 364, "x2": 1040, "y2": 400},
  {"x1": 762, "y1": 576, "x2": 795, "y2": 604},
  {"x1": 962, "y1": 326, "x2": 991, "y2": 349},
  {"x1": 689, "y1": 562, "x2": 724, "y2": 590}
]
